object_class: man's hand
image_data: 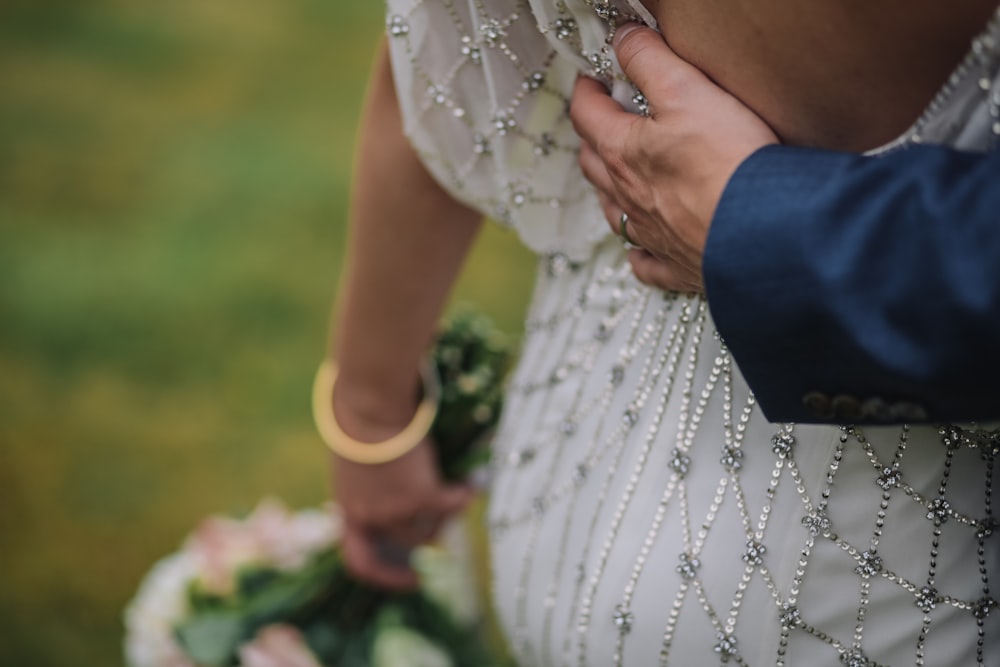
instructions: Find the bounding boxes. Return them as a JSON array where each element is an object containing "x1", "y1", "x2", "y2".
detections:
[{"x1": 570, "y1": 24, "x2": 778, "y2": 292}]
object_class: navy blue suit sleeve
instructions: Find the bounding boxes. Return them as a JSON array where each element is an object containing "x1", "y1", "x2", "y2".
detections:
[{"x1": 704, "y1": 143, "x2": 1000, "y2": 423}]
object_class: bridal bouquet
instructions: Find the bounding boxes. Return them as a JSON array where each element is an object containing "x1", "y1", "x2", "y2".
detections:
[
  {"x1": 125, "y1": 310, "x2": 512, "y2": 667},
  {"x1": 124, "y1": 499, "x2": 500, "y2": 667},
  {"x1": 427, "y1": 308, "x2": 512, "y2": 481}
]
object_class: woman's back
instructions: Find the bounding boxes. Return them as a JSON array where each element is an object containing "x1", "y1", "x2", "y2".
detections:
[{"x1": 651, "y1": 0, "x2": 998, "y2": 149}]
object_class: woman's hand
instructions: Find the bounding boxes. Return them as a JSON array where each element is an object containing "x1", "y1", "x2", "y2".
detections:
[
  {"x1": 330, "y1": 385, "x2": 473, "y2": 591},
  {"x1": 333, "y1": 443, "x2": 472, "y2": 591},
  {"x1": 570, "y1": 24, "x2": 778, "y2": 292}
]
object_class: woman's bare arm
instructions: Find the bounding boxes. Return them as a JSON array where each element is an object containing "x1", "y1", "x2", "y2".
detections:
[{"x1": 329, "y1": 40, "x2": 481, "y2": 589}]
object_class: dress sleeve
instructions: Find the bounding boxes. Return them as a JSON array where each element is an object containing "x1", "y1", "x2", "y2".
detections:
[{"x1": 382, "y1": 0, "x2": 612, "y2": 261}]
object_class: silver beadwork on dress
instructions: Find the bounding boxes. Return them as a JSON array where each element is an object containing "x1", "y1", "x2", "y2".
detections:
[{"x1": 385, "y1": 1, "x2": 1000, "y2": 664}]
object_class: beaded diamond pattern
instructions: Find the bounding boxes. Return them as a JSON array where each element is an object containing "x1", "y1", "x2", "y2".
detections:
[{"x1": 384, "y1": 1, "x2": 1000, "y2": 664}]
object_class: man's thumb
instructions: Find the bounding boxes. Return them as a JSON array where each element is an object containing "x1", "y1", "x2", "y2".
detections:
[{"x1": 612, "y1": 22, "x2": 683, "y2": 98}]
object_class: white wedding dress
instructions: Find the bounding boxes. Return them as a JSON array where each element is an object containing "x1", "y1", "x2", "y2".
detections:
[{"x1": 384, "y1": 1, "x2": 1000, "y2": 664}]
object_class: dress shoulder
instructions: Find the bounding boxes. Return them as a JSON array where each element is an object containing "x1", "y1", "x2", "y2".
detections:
[{"x1": 383, "y1": 0, "x2": 651, "y2": 260}]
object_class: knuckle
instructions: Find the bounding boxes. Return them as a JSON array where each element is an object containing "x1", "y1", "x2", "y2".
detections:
[
  {"x1": 605, "y1": 124, "x2": 645, "y2": 182},
  {"x1": 343, "y1": 549, "x2": 374, "y2": 582},
  {"x1": 342, "y1": 501, "x2": 368, "y2": 524},
  {"x1": 343, "y1": 501, "x2": 373, "y2": 526},
  {"x1": 631, "y1": 261, "x2": 653, "y2": 287},
  {"x1": 603, "y1": 149, "x2": 630, "y2": 183},
  {"x1": 631, "y1": 255, "x2": 667, "y2": 291},
  {"x1": 657, "y1": 67, "x2": 691, "y2": 99},
  {"x1": 343, "y1": 550, "x2": 365, "y2": 575}
]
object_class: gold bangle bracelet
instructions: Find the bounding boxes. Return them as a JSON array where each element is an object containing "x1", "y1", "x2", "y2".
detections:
[{"x1": 311, "y1": 359, "x2": 439, "y2": 465}]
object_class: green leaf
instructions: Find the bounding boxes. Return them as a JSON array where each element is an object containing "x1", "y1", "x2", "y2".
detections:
[
  {"x1": 173, "y1": 612, "x2": 246, "y2": 666},
  {"x1": 301, "y1": 618, "x2": 346, "y2": 664},
  {"x1": 238, "y1": 551, "x2": 343, "y2": 627}
]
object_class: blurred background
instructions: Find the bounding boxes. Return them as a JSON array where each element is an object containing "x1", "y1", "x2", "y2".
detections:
[{"x1": 0, "y1": 1, "x2": 535, "y2": 664}]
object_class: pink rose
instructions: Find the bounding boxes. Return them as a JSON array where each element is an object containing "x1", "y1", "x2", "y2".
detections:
[
  {"x1": 239, "y1": 625, "x2": 324, "y2": 667},
  {"x1": 187, "y1": 514, "x2": 265, "y2": 595},
  {"x1": 254, "y1": 501, "x2": 342, "y2": 570},
  {"x1": 186, "y1": 499, "x2": 341, "y2": 595}
]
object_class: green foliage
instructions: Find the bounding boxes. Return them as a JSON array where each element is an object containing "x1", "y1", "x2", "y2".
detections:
[
  {"x1": 172, "y1": 549, "x2": 501, "y2": 667},
  {"x1": 0, "y1": 1, "x2": 536, "y2": 665},
  {"x1": 431, "y1": 309, "x2": 514, "y2": 480},
  {"x1": 175, "y1": 614, "x2": 246, "y2": 666}
]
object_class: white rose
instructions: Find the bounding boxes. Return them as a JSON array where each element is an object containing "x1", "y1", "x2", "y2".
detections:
[
  {"x1": 123, "y1": 551, "x2": 198, "y2": 667},
  {"x1": 412, "y1": 521, "x2": 479, "y2": 625}
]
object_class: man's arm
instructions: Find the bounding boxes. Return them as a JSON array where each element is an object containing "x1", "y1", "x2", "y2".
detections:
[
  {"x1": 706, "y1": 144, "x2": 1000, "y2": 424},
  {"x1": 571, "y1": 24, "x2": 1000, "y2": 424}
]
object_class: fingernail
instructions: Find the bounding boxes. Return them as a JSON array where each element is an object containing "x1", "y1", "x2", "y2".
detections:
[{"x1": 613, "y1": 22, "x2": 641, "y2": 48}]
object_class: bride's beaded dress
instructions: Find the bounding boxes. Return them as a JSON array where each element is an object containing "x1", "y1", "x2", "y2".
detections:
[{"x1": 385, "y1": 1, "x2": 1000, "y2": 664}]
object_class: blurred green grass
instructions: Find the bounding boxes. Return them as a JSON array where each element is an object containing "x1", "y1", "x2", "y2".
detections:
[{"x1": 0, "y1": 1, "x2": 535, "y2": 664}]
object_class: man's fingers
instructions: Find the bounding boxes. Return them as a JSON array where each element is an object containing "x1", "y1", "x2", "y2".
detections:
[
  {"x1": 574, "y1": 145, "x2": 619, "y2": 234},
  {"x1": 612, "y1": 23, "x2": 696, "y2": 105},
  {"x1": 601, "y1": 199, "x2": 624, "y2": 238},
  {"x1": 627, "y1": 248, "x2": 704, "y2": 293},
  {"x1": 628, "y1": 248, "x2": 678, "y2": 291},
  {"x1": 570, "y1": 75, "x2": 632, "y2": 149},
  {"x1": 579, "y1": 132, "x2": 637, "y2": 237},
  {"x1": 578, "y1": 141, "x2": 611, "y2": 190}
]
